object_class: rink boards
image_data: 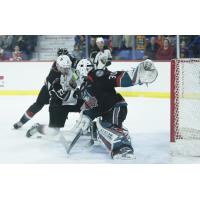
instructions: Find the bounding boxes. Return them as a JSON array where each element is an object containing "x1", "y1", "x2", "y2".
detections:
[{"x1": 0, "y1": 61, "x2": 170, "y2": 98}]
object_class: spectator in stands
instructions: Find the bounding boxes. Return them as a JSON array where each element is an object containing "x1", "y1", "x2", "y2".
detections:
[
  {"x1": 2, "y1": 36, "x2": 13, "y2": 51},
  {"x1": 72, "y1": 44, "x2": 82, "y2": 60},
  {"x1": 89, "y1": 37, "x2": 97, "y2": 54},
  {"x1": 12, "y1": 36, "x2": 35, "y2": 60},
  {"x1": 74, "y1": 35, "x2": 86, "y2": 58},
  {"x1": 75, "y1": 35, "x2": 85, "y2": 46},
  {"x1": 156, "y1": 38, "x2": 175, "y2": 60},
  {"x1": 122, "y1": 35, "x2": 133, "y2": 49},
  {"x1": 0, "y1": 36, "x2": 4, "y2": 47},
  {"x1": 180, "y1": 40, "x2": 189, "y2": 58},
  {"x1": 156, "y1": 35, "x2": 164, "y2": 48},
  {"x1": 22, "y1": 35, "x2": 37, "y2": 59},
  {"x1": 188, "y1": 36, "x2": 200, "y2": 57},
  {"x1": 0, "y1": 47, "x2": 4, "y2": 61},
  {"x1": 144, "y1": 36, "x2": 160, "y2": 60},
  {"x1": 10, "y1": 45, "x2": 23, "y2": 61},
  {"x1": 167, "y1": 36, "x2": 176, "y2": 48},
  {"x1": 111, "y1": 35, "x2": 123, "y2": 50},
  {"x1": 191, "y1": 44, "x2": 200, "y2": 57},
  {"x1": 16, "y1": 36, "x2": 26, "y2": 52},
  {"x1": 0, "y1": 36, "x2": 5, "y2": 61},
  {"x1": 109, "y1": 35, "x2": 122, "y2": 59}
]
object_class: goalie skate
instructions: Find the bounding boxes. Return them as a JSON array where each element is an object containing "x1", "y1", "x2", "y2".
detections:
[
  {"x1": 26, "y1": 123, "x2": 40, "y2": 138},
  {"x1": 111, "y1": 146, "x2": 134, "y2": 160}
]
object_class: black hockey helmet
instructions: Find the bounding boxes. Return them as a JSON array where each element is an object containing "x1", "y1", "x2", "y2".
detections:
[
  {"x1": 62, "y1": 48, "x2": 69, "y2": 55},
  {"x1": 57, "y1": 48, "x2": 63, "y2": 56},
  {"x1": 57, "y1": 48, "x2": 69, "y2": 56}
]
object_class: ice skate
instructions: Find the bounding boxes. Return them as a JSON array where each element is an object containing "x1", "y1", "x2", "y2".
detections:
[
  {"x1": 111, "y1": 146, "x2": 134, "y2": 160},
  {"x1": 13, "y1": 121, "x2": 23, "y2": 129},
  {"x1": 26, "y1": 123, "x2": 40, "y2": 138}
]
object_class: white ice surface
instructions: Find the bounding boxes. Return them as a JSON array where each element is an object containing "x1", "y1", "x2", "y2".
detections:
[{"x1": 0, "y1": 96, "x2": 170, "y2": 164}]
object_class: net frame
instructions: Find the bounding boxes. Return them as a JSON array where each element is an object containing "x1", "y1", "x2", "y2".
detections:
[{"x1": 170, "y1": 58, "x2": 200, "y2": 142}]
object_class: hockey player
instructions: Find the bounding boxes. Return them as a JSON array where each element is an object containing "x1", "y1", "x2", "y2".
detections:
[
  {"x1": 25, "y1": 59, "x2": 93, "y2": 138},
  {"x1": 69, "y1": 59, "x2": 158, "y2": 159},
  {"x1": 13, "y1": 48, "x2": 76, "y2": 129},
  {"x1": 90, "y1": 37, "x2": 112, "y2": 69}
]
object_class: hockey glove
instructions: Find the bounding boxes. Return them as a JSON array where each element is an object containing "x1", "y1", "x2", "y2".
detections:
[{"x1": 130, "y1": 59, "x2": 158, "y2": 85}]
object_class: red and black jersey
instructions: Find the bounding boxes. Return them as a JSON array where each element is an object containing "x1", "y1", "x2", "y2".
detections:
[
  {"x1": 46, "y1": 61, "x2": 61, "y2": 87},
  {"x1": 81, "y1": 69, "x2": 125, "y2": 113}
]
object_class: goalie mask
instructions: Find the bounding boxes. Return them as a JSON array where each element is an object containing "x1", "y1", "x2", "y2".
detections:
[
  {"x1": 56, "y1": 55, "x2": 72, "y2": 75},
  {"x1": 76, "y1": 59, "x2": 94, "y2": 80}
]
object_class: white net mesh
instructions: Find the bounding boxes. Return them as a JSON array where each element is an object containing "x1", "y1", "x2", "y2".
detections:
[{"x1": 174, "y1": 59, "x2": 200, "y2": 140}]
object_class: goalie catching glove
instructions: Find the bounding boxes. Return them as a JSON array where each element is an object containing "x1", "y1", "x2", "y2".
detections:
[{"x1": 130, "y1": 59, "x2": 158, "y2": 85}]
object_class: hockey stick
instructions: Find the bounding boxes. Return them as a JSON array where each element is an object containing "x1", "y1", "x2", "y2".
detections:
[
  {"x1": 59, "y1": 130, "x2": 83, "y2": 155},
  {"x1": 59, "y1": 133, "x2": 70, "y2": 153},
  {"x1": 66, "y1": 130, "x2": 83, "y2": 154}
]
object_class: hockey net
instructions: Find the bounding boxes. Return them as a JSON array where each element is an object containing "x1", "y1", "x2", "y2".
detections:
[{"x1": 171, "y1": 59, "x2": 200, "y2": 156}]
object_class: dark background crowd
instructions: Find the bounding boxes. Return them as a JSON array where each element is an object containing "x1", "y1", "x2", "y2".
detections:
[
  {"x1": 73, "y1": 35, "x2": 200, "y2": 60},
  {"x1": 0, "y1": 36, "x2": 37, "y2": 61},
  {"x1": 0, "y1": 35, "x2": 200, "y2": 61}
]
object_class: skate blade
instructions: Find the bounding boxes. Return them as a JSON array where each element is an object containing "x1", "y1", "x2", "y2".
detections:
[{"x1": 113, "y1": 152, "x2": 135, "y2": 160}]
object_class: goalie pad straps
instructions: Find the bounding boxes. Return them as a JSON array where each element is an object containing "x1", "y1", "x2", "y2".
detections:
[{"x1": 96, "y1": 118, "x2": 132, "y2": 152}]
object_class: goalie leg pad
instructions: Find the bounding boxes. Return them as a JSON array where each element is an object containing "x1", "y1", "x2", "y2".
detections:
[{"x1": 96, "y1": 119, "x2": 134, "y2": 159}]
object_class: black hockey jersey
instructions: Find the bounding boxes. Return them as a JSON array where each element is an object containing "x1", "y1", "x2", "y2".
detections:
[
  {"x1": 80, "y1": 69, "x2": 125, "y2": 113},
  {"x1": 45, "y1": 61, "x2": 61, "y2": 88}
]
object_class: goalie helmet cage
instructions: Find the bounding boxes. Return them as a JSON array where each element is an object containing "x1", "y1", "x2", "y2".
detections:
[{"x1": 170, "y1": 58, "x2": 200, "y2": 143}]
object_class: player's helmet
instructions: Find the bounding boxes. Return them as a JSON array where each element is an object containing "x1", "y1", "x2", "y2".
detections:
[
  {"x1": 56, "y1": 55, "x2": 72, "y2": 75},
  {"x1": 76, "y1": 59, "x2": 94, "y2": 79},
  {"x1": 96, "y1": 37, "x2": 104, "y2": 50},
  {"x1": 57, "y1": 48, "x2": 69, "y2": 56},
  {"x1": 96, "y1": 37, "x2": 104, "y2": 44},
  {"x1": 57, "y1": 48, "x2": 63, "y2": 56},
  {"x1": 62, "y1": 48, "x2": 68, "y2": 55}
]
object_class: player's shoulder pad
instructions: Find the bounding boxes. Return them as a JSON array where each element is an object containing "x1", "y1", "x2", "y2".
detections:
[{"x1": 94, "y1": 69, "x2": 105, "y2": 77}]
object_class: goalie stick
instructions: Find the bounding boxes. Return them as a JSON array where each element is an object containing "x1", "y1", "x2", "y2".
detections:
[
  {"x1": 59, "y1": 130, "x2": 83, "y2": 155},
  {"x1": 59, "y1": 133, "x2": 70, "y2": 153},
  {"x1": 66, "y1": 130, "x2": 83, "y2": 154}
]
